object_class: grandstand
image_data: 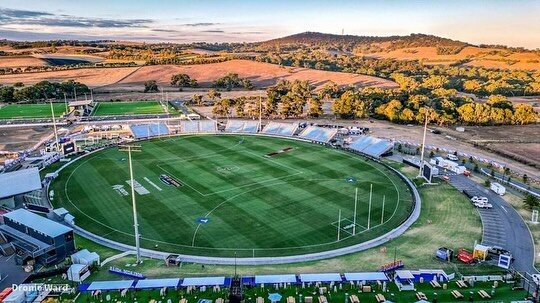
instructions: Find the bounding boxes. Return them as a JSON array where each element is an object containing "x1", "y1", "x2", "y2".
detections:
[
  {"x1": 261, "y1": 121, "x2": 298, "y2": 137},
  {"x1": 224, "y1": 120, "x2": 260, "y2": 133},
  {"x1": 130, "y1": 123, "x2": 170, "y2": 139},
  {"x1": 181, "y1": 120, "x2": 217, "y2": 133},
  {"x1": 298, "y1": 126, "x2": 337, "y2": 143},
  {"x1": 348, "y1": 136, "x2": 394, "y2": 158}
]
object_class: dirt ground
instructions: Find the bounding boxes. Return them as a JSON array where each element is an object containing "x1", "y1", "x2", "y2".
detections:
[
  {"x1": 0, "y1": 60, "x2": 397, "y2": 90},
  {"x1": 0, "y1": 126, "x2": 53, "y2": 151}
]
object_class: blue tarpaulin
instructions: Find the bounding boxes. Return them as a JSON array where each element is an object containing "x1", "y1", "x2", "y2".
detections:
[
  {"x1": 181, "y1": 277, "x2": 225, "y2": 286},
  {"x1": 134, "y1": 278, "x2": 181, "y2": 289},
  {"x1": 299, "y1": 273, "x2": 342, "y2": 283},
  {"x1": 255, "y1": 275, "x2": 297, "y2": 284}
]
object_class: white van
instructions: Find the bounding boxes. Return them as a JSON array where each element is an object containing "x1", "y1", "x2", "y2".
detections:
[{"x1": 447, "y1": 154, "x2": 459, "y2": 161}]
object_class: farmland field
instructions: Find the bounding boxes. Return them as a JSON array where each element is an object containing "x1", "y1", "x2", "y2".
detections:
[
  {"x1": 51, "y1": 135, "x2": 414, "y2": 258},
  {"x1": 92, "y1": 101, "x2": 166, "y2": 116},
  {"x1": 0, "y1": 103, "x2": 67, "y2": 119}
]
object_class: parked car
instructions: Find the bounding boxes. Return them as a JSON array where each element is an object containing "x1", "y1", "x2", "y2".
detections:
[
  {"x1": 474, "y1": 201, "x2": 493, "y2": 209},
  {"x1": 471, "y1": 196, "x2": 489, "y2": 203}
]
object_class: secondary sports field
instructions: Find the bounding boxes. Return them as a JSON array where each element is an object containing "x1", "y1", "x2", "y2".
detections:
[
  {"x1": 92, "y1": 101, "x2": 166, "y2": 116},
  {"x1": 51, "y1": 135, "x2": 414, "y2": 258},
  {"x1": 0, "y1": 103, "x2": 66, "y2": 119}
]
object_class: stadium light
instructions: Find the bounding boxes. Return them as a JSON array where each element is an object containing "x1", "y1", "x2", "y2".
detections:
[
  {"x1": 119, "y1": 144, "x2": 143, "y2": 264},
  {"x1": 352, "y1": 188, "x2": 358, "y2": 235},
  {"x1": 417, "y1": 107, "x2": 430, "y2": 178},
  {"x1": 367, "y1": 184, "x2": 373, "y2": 229}
]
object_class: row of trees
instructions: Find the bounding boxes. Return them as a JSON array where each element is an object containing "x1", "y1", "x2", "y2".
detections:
[
  {"x1": 0, "y1": 80, "x2": 90, "y2": 103},
  {"x1": 209, "y1": 79, "x2": 538, "y2": 125},
  {"x1": 256, "y1": 50, "x2": 540, "y2": 97}
]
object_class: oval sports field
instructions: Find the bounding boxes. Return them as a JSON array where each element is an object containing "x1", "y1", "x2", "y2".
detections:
[{"x1": 51, "y1": 135, "x2": 414, "y2": 258}]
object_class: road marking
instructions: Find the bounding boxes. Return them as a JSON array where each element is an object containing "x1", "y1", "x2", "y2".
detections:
[{"x1": 500, "y1": 205, "x2": 508, "y2": 213}]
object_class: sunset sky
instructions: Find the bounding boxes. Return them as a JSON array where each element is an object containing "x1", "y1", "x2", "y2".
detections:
[{"x1": 1, "y1": 0, "x2": 539, "y2": 48}]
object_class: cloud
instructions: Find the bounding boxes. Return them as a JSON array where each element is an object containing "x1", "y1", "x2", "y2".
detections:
[
  {"x1": 0, "y1": 8, "x2": 52, "y2": 19},
  {"x1": 183, "y1": 22, "x2": 219, "y2": 27},
  {"x1": 0, "y1": 6, "x2": 151, "y2": 28},
  {"x1": 152, "y1": 28, "x2": 180, "y2": 33},
  {"x1": 201, "y1": 30, "x2": 225, "y2": 33}
]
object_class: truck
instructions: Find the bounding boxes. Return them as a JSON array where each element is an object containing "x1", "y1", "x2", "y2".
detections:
[{"x1": 490, "y1": 182, "x2": 506, "y2": 195}]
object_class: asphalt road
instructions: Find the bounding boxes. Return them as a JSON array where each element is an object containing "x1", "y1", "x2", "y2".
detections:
[{"x1": 449, "y1": 174, "x2": 537, "y2": 274}]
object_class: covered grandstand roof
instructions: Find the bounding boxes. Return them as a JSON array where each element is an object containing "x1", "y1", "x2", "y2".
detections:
[
  {"x1": 225, "y1": 120, "x2": 259, "y2": 133},
  {"x1": 299, "y1": 126, "x2": 337, "y2": 143},
  {"x1": 181, "y1": 276, "x2": 225, "y2": 286},
  {"x1": 0, "y1": 167, "x2": 41, "y2": 199},
  {"x1": 299, "y1": 273, "x2": 342, "y2": 282},
  {"x1": 87, "y1": 280, "x2": 134, "y2": 291},
  {"x1": 3, "y1": 209, "x2": 72, "y2": 238},
  {"x1": 135, "y1": 278, "x2": 180, "y2": 289},
  {"x1": 348, "y1": 136, "x2": 394, "y2": 158},
  {"x1": 255, "y1": 274, "x2": 297, "y2": 284},
  {"x1": 344, "y1": 272, "x2": 388, "y2": 281}
]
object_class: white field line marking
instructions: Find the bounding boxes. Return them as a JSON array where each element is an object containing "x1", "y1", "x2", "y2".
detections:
[
  {"x1": 500, "y1": 205, "x2": 508, "y2": 213},
  {"x1": 144, "y1": 177, "x2": 162, "y2": 191}
]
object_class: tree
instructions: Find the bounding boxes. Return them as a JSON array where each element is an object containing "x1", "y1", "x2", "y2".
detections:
[
  {"x1": 0, "y1": 86, "x2": 15, "y2": 103},
  {"x1": 307, "y1": 97, "x2": 323, "y2": 118},
  {"x1": 212, "y1": 98, "x2": 231, "y2": 117},
  {"x1": 484, "y1": 179, "x2": 491, "y2": 188},
  {"x1": 513, "y1": 104, "x2": 538, "y2": 125},
  {"x1": 207, "y1": 89, "x2": 221, "y2": 102},
  {"x1": 144, "y1": 80, "x2": 158, "y2": 93},
  {"x1": 171, "y1": 74, "x2": 197, "y2": 89},
  {"x1": 192, "y1": 94, "x2": 203, "y2": 106},
  {"x1": 331, "y1": 90, "x2": 356, "y2": 118},
  {"x1": 523, "y1": 174, "x2": 529, "y2": 184},
  {"x1": 235, "y1": 97, "x2": 246, "y2": 117},
  {"x1": 523, "y1": 194, "x2": 540, "y2": 210}
]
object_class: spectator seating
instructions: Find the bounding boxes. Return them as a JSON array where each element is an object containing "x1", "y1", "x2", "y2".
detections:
[
  {"x1": 262, "y1": 122, "x2": 298, "y2": 137},
  {"x1": 299, "y1": 126, "x2": 337, "y2": 143},
  {"x1": 348, "y1": 136, "x2": 394, "y2": 158},
  {"x1": 130, "y1": 123, "x2": 170, "y2": 139},
  {"x1": 181, "y1": 120, "x2": 217, "y2": 133},
  {"x1": 225, "y1": 120, "x2": 259, "y2": 133}
]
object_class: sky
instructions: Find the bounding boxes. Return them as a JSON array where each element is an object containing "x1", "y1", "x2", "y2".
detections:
[{"x1": 0, "y1": 0, "x2": 539, "y2": 48}]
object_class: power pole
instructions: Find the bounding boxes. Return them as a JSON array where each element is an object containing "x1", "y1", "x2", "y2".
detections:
[
  {"x1": 119, "y1": 144, "x2": 143, "y2": 264},
  {"x1": 258, "y1": 94, "x2": 262, "y2": 132},
  {"x1": 49, "y1": 100, "x2": 60, "y2": 152}
]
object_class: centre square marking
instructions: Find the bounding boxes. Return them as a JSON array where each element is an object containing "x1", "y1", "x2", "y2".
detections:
[{"x1": 216, "y1": 165, "x2": 240, "y2": 175}]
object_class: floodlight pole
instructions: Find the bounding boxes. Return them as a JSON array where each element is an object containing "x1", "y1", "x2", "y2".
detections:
[
  {"x1": 367, "y1": 184, "x2": 373, "y2": 230},
  {"x1": 64, "y1": 93, "x2": 68, "y2": 114},
  {"x1": 258, "y1": 94, "x2": 262, "y2": 132},
  {"x1": 353, "y1": 187, "x2": 358, "y2": 235},
  {"x1": 120, "y1": 145, "x2": 142, "y2": 264},
  {"x1": 418, "y1": 108, "x2": 429, "y2": 178},
  {"x1": 337, "y1": 209, "x2": 342, "y2": 241},
  {"x1": 381, "y1": 195, "x2": 386, "y2": 224}
]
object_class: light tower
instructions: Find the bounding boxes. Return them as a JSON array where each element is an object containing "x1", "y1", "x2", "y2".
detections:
[{"x1": 119, "y1": 144, "x2": 143, "y2": 264}]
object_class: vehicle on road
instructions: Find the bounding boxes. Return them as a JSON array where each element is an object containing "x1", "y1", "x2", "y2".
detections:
[
  {"x1": 471, "y1": 196, "x2": 489, "y2": 203},
  {"x1": 474, "y1": 201, "x2": 493, "y2": 209}
]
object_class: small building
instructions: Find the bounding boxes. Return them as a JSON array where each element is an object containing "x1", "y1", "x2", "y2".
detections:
[
  {"x1": 69, "y1": 100, "x2": 93, "y2": 116},
  {"x1": 0, "y1": 209, "x2": 75, "y2": 266},
  {"x1": 22, "y1": 152, "x2": 60, "y2": 170},
  {"x1": 394, "y1": 270, "x2": 415, "y2": 291},
  {"x1": 67, "y1": 263, "x2": 91, "y2": 282},
  {"x1": 71, "y1": 249, "x2": 100, "y2": 266},
  {"x1": 0, "y1": 168, "x2": 42, "y2": 208}
]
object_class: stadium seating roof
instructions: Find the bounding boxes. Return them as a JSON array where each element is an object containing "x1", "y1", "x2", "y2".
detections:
[
  {"x1": 0, "y1": 167, "x2": 41, "y2": 199},
  {"x1": 299, "y1": 273, "x2": 342, "y2": 282},
  {"x1": 255, "y1": 274, "x2": 297, "y2": 284},
  {"x1": 134, "y1": 278, "x2": 181, "y2": 289},
  {"x1": 181, "y1": 276, "x2": 225, "y2": 286},
  {"x1": 3, "y1": 209, "x2": 72, "y2": 238},
  {"x1": 87, "y1": 280, "x2": 134, "y2": 291},
  {"x1": 343, "y1": 272, "x2": 388, "y2": 281}
]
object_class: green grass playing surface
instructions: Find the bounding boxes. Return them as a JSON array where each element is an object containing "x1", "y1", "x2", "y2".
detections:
[
  {"x1": 0, "y1": 103, "x2": 66, "y2": 119},
  {"x1": 92, "y1": 101, "x2": 166, "y2": 116},
  {"x1": 51, "y1": 135, "x2": 413, "y2": 257}
]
